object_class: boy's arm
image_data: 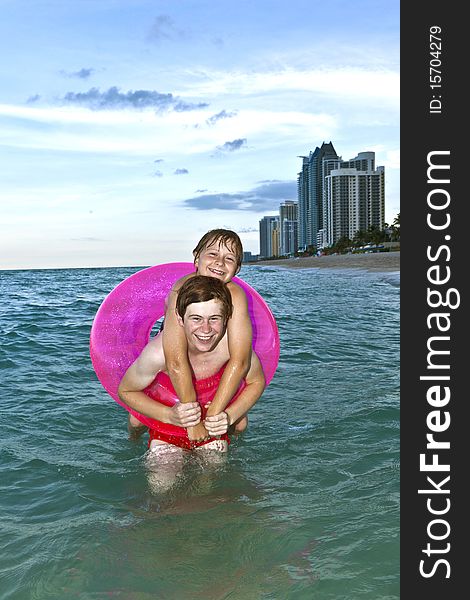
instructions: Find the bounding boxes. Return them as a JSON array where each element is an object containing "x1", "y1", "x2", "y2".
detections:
[
  {"x1": 118, "y1": 337, "x2": 201, "y2": 428},
  {"x1": 161, "y1": 278, "x2": 210, "y2": 441},
  {"x1": 161, "y1": 280, "x2": 196, "y2": 404},
  {"x1": 204, "y1": 352, "x2": 265, "y2": 436},
  {"x1": 205, "y1": 283, "x2": 253, "y2": 418}
]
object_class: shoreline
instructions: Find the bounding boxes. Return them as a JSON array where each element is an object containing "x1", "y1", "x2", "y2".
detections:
[{"x1": 245, "y1": 251, "x2": 400, "y2": 273}]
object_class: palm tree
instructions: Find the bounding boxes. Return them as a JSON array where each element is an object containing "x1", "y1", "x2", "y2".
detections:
[
  {"x1": 367, "y1": 225, "x2": 385, "y2": 245},
  {"x1": 391, "y1": 213, "x2": 400, "y2": 241},
  {"x1": 334, "y1": 235, "x2": 352, "y2": 254},
  {"x1": 353, "y1": 229, "x2": 368, "y2": 248}
]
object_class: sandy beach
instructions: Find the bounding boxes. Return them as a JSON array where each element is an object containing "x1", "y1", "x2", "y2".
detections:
[{"x1": 246, "y1": 251, "x2": 400, "y2": 272}]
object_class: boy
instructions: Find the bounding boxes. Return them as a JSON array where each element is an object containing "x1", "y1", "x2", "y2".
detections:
[
  {"x1": 128, "y1": 229, "x2": 253, "y2": 443},
  {"x1": 120, "y1": 276, "x2": 265, "y2": 451}
]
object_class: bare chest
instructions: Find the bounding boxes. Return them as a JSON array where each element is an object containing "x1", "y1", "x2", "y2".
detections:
[{"x1": 189, "y1": 341, "x2": 230, "y2": 380}]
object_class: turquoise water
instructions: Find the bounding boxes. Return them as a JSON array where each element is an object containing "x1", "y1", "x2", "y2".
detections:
[{"x1": 0, "y1": 264, "x2": 399, "y2": 599}]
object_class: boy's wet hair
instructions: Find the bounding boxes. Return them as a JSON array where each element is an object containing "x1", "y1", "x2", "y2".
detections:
[
  {"x1": 193, "y1": 229, "x2": 243, "y2": 270},
  {"x1": 176, "y1": 275, "x2": 233, "y2": 323}
]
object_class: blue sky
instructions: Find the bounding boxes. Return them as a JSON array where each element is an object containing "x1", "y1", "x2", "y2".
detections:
[{"x1": 0, "y1": 0, "x2": 399, "y2": 269}]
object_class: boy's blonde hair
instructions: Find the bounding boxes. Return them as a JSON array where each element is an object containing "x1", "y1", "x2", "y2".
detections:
[{"x1": 193, "y1": 229, "x2": 243, "y2": 270}]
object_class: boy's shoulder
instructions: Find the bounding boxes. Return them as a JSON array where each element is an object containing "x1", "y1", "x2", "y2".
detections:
[
  {"x1": 170, "y1": 272, "x2": 194, "y2": 292},
  {"x1": 138, "y1": 332, "x2": 165, "y2": 371}
]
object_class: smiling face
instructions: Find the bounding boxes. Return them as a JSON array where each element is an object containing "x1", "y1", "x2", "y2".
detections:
[
  {"x1": 177, "y1": 299, "x2": 227, "y2": 353},
  {"x1": 194, "y1": 240, "x2": 239, "y2": 283}
]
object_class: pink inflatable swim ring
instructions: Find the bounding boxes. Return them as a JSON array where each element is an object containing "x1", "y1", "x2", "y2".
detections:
[{"x1": 90, "y1": 262, "x2": 280, "y2": 432}]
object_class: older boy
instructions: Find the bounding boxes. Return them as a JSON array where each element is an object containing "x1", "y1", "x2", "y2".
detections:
[{"x1": 119, "y1": 276, "x2": 265, "y2": 453}]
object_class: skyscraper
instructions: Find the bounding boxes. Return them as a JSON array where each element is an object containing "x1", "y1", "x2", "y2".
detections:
[
  {"x1": 323, "y1": 152, "x2": 385, "y2": 246},
  {"x1": 259, "y1": 215, "x2": 280, "y2": 258},
  {"x1": 297, "y1": 141, "x2": 338, "y2": 250},
  {"x1": 279, "y1": 200, "x2": 298, "y2": 255}
]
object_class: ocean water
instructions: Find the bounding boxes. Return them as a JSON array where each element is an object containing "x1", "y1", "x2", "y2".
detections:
[{"x1": 0, "y1": 264, "x2": 400, "y2": 600}]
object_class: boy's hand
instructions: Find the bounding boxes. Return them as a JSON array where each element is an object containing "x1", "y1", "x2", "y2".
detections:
[
  {"x1": 167, "y1": 402, "x2": 201, "y2": 428},
  {"x1": 187, "y1": 421, "x2": 210, "y2": 442},
  {"x1": 204, "y1": 411, "x2": 230, "y2": 437},
  {"x1": 127, "y1": 414, "x2": 147, "y2": 440}
]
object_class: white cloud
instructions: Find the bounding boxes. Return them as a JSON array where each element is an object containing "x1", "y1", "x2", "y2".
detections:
[
  {"x1": 0, "y1": 102, "x2": 339, "y2": 156},
  {"x1": 175, "y1": 66, "x2": 400, "y2": 104}
]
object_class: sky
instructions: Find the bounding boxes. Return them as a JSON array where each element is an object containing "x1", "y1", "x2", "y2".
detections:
[{"x1": 0, "y1": 0, "x2": 399, "y2": 270}]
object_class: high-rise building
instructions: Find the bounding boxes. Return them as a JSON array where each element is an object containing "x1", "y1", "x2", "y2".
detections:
[
  {"x1": 297, "y1": 141, "x2": 339, "y2": 250},
  {"x1": 279, "y1": 200, "x2": 298, "y2": 255},
  {"x1": 297, "y1": 156, "x2": 309, "y2": 250},
  {"x1": 323, "y1": 152, "x2": 385, "y2": 247},
  {"x1": 297, "y1": 145, "x2": 386, "y2": 250},
  {"x1": 242, "y1": 251, "x2": 258, "y2": 263},
  {"x1": 259, "y1": 215, "x2": 280, "y2": 258}
]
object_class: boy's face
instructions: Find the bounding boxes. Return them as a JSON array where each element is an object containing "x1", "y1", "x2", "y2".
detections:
[
  {"x1": 177, "y1": 299, "x2": 226, "y2": 353},
  {"x1": 194, "y1": 240, "x2": 239, "y2": 282}
]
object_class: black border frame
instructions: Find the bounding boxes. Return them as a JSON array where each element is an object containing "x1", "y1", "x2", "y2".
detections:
[{"x1": 401, "y1": 2, "x2": 465, "y2": 596}]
